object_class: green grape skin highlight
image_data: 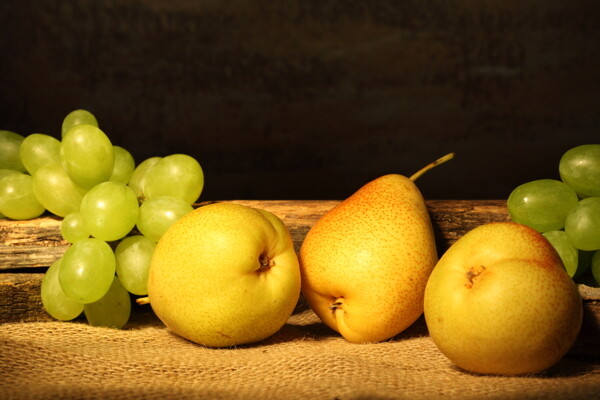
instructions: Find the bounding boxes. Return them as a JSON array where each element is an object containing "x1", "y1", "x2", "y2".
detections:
[
  {"x1": 84, "y1": 275, "x2": 131, "y2": 329},
  {"x1": 507, "y1": 179, "x2": 579, "y2": 233},
  {"x1": 115, "y1": 235, "x2": 157, "y2": 296},
  {"x1": 60, "y1": 212, "x2": 90, "y2": 243},
  {"x1": 542, "y1": 230, "x2": 590, "y2": 278},
  {"x1": 32, "y1": 162, "x2": 88, "y2": 217},
  {"x1": 143, "y1": 154, "x2": 204, "y2": 204},
  {"x1": 80, "y1": 181, "x2": 139, "y2": 242},
  {"x1": 58, "y1": 238, "x2": 116, "y2": 304},
  {"x1": 60, "y1": 124, "x2": 115, "y2": 189},
  {"x1": 559, "y1": 144, "x2": 600, "y2": 198},
  {"x1": 0, "y1": 130, "x2": 26, "y2": 172},
  {"x1": 61, "y1": 109, "x2": 99, "y2": 138},
  {"x1": 565, "y1": 197, "x2": 600, "y2": 251},
  {"x1": 136, "y1": 195, "x2": 193, "y2": 242},
  {"x1": 128, "y1": 156, "x2": 161, "y2": 201},
  {"x1": 41, "y1": 257, "x2": 84, "y2": 321},
  {"x1": 110, "y1": 145, "x2": 136, "y2": 184},
  {"x1": 0, "y1": 172, "x2": 46, "y2": 220},
  {"x1": 19, "y1": 133, "x2": 61, "y2": 175}
]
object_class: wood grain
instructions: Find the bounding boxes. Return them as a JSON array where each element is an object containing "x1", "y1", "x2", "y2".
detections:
[{"x1": 0, "y1": 199, "x2": 509, "y2": 270}]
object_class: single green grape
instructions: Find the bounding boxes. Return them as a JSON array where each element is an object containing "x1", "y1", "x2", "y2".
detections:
[
  {"x1": 19, "y1": 133, "x2": 61, "y2": 175},
  {"x1": 61, "y1": 109, "x2": 99, "y2": 138},
  {"x1": 0, "y1": 169, "x2": 21, "y2": 218},
  {"x1": 80, "y1": 181, "x2": 139, "y2": 242},
  {"x1": 115, "y1": 235, "x2": 157, "y2": 295},
  {"x1": 565, "y1": 197, "x2": 600, "y2": 251},
  {"x1": 559, "y1": 144, "x2": 600, "y2": 198},
  {"x1": 542, "y1": 230, "x2": 590, "y2": 278},
  {"x1": 507, "y1": 179, "x2": 579, "y2": 232},
  {"x1": 127, "y1": 156, "x2": 161, "y2": 201},
  {"x1": 41, "y1": 257, "x2": 84, "y2": 321},
  {"x1": 0, "y1": 130, "x2": 26, "y2": 172},
  {"x1": 0, "y1": 172, "x2": 46, "y2": 220},
  {"x1": 60, "y1": 212, "x2": 90, "y2": 243},
  {"x1": 110, "y1": 145, "x2": 136, "y2": 184},
  {"x1": 60, "y1": 124, "x2": 114, "y2": 189},
  {"x1": 84, "y1": 275, "x2": 131, "y2": 329},
  {"x1": 143, "y1": 154, "x2": 204, "y2": 204},
  {"x1": 32, "y1": 162, "x2": 87, "y2": 217},
  {"x1": 136, "y1": 195, "x2": 193, "y2": 242},
  {"x1": 591, "y1": 251, "x2": 600, "y2": 286},
  {"x1": 58, "y1": 238, "x2": 116, "y2": 304}
]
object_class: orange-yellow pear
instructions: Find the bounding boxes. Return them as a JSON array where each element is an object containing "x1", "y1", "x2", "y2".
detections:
[
  {"x1": 299, "y1": 154, "x2": 453, "y2": 343},
  {"x1": 424, "y1": 222, "x2": 583, "y2": 375}
]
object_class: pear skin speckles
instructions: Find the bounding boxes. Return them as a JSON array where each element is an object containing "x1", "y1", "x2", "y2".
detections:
[{"x1": 299, "y1": 174, "x2": 438, "y2": 343}]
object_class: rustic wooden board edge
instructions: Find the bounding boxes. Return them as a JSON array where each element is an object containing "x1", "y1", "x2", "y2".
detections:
[
  {"x1": 1, "y1": 272, "x2": 598, "y2": 358},
  {"x1": 1, "y1": 199, "x2": 509, "y2": 270}
]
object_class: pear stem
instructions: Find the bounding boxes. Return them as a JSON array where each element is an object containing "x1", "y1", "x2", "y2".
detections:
[
  {"x1": 136, "y1": 297, "x2": 151, "y2": 305},
  {"x1": 409, "y1": 152, "x2": 455, "y2": 182}
]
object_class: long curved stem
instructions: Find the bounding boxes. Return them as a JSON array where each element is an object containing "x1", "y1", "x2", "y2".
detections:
[{"x1": 409, "y1": 152, "x2": 455, "y2": 182}]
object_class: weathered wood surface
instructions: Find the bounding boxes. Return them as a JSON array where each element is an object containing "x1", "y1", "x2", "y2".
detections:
[
  {"x1": 0, "y1": 199, "x2": 509, "y2": 270},
  {"x1": 1, "y1": 199, "x2": 599, "y2": 357}
]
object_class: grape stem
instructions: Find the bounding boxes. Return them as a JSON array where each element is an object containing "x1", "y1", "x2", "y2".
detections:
[
  {"x1": 409, "y1": 152, "x2": 455, "y2": 182},
  {"x1": 136, "y1": 297, "x2": 151, "y2": 305}
]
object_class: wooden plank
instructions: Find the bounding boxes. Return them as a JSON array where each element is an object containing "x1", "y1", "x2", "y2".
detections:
[{"x1": 0, "y1": 199, "x2": 509, "y2": 270}]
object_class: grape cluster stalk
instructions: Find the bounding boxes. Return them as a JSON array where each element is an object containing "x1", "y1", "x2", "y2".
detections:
[
  {"x1": 0, "y1": 109, "x2": 204, "y2": 328},
  {"x1": 507, "y1": 144, "x2": 600, "y2": 285}
]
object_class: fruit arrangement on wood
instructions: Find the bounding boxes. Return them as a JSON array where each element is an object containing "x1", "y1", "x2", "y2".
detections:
[{"x1": 1, "y1": 110, "x2": 599, "y2": 376}]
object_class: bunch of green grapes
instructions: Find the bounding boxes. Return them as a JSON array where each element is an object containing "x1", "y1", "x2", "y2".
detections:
[
  {"x1": 507, "y1": 144, "x2": 600, "y2": 286},
  {"x1": 0, "y1": 109, "x2": 204, "y2": 328}
]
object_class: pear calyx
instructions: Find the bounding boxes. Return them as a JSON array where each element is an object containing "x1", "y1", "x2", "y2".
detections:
[
  {"x1": 465, "y1": 265, "x2": 486, "y2": 289},
  {"x1": 258, "y1": 255, "x2": 275, "y2": 272},
  {"x1": 409, "y1": 152, "x2": 455, "y2": 182},
  {"x1": 329, "y1": 298, "x2": 344, "y2": 312}
]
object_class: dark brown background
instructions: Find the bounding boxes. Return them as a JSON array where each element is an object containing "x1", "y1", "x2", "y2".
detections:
[{"x1": 1, "y1": 0, "x2": 599, "y2": 201}]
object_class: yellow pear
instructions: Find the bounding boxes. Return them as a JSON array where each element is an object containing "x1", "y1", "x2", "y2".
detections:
[
  {"x1": 147, "y1": 202, "x2": 301, "y2": 347},
  {"x1": 299, "y1": 153, "x2": 454, "y2": 343},
  {"x1": 424, "y1": 222, "x2": 583, "y2": 375}
]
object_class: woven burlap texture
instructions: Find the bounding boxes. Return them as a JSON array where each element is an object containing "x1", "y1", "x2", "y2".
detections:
[{"x1": 1, "y1": 308, "x2": 599, "y2": 400}]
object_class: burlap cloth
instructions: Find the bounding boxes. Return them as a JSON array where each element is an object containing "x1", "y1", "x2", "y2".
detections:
[{"x1": 1, "y1": 306, "x2": 599, "y2": 400}]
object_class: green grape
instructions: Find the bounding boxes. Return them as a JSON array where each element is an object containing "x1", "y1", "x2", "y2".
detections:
[
  {"x1": 61, "y1": 109, "x2": 99, "y2": 138},
  {"x1": 507, "y1": 179, "x2": 579, "y2": 232},
  {"x1": 115, "y1": 235, "x2": 156, "y2": 295},
  {"x1": 128, "y1": 156, "x2": 161, "y2": 201},
  {"x1": 58, "y1": 238, "x2": 116, "y2": 304},
  {"x1": 0, "y1": 130, "x2": 26, "y2": 172},
  {"x1": 592, "y1": 251, "x2": 600, "y2": 286},
  {"x1": 565, "y1": 197, "x2": 600, "y2": 251},
  {"x1": 0, "y1": 169, "x2": 20, "y2": 218},
  {"x1": 41, "y1": 257, "x2": 84, "y2": 321},
  {"x1": 542, "y1": 230, "x2": 590, "y2": 278},
  {"x1": 0, "y1": 172, "x2": 46, "y2": 220},
  {"x1": 109, "y1": 145, "x2": 135, "y2": 184},
  {"x1": 143, "y1": 154, "x2": 204, "y2": 204},
  {"x1": 559, "y1": 144, "x2": 600, "y2": 197},
  {"x1": 19, "y1": 133, "x2": 61, "y2": 175},
  {"x1": 60, "y1": 124, "x2": 115, "y2": 189},
  {"x1": 32, "y1": 162, "x2": 87, "y2": 217},
  {"x1": 84, "y1": 275, "x2": 131, "y2": 329},
  {"x1": 60, "y1": 212, "x2": 90, "y2": 243},
  {"x1": 136, "y1": 195, "x2": 193, "y2": 242},
  {"x1": 80, "y1": 181, "x2": 139, "y2": 242}
]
